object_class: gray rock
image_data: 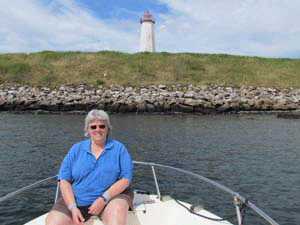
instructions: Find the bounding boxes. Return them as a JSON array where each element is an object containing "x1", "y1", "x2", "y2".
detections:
[{"x1": 1, "y1": 83, "x2": 300, "y2": 114}]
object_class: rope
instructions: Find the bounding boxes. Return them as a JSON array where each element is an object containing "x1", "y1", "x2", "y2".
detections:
[
  {"x1": 241, "y1": 204, "x2": 247, "y2": 225},
  {"x1": 174, "y1": 199, "x2": 236, "y2": 222}
]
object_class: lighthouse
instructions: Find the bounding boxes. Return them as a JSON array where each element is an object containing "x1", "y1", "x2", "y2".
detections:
[{"x1": 140, "y1": 11, "x2": 155, "y2": 52}]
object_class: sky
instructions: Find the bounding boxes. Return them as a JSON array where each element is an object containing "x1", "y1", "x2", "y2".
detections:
[{"x1": 1, "y1": 0, "x2": 300, "y2": 58}]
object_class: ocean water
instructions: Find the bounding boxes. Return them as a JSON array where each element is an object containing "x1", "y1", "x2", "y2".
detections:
[{"x1": 0, "y1": 112, "x2": 299, "y2": 224}]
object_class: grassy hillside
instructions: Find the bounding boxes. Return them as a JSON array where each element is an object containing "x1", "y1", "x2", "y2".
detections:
[{"x1": 0, "y1": 51, "x2": 300, "y2": 88}]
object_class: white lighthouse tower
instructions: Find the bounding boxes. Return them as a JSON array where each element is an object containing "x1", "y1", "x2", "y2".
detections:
[{"x1": 140, "y1": 11, "x2": 155, "y2": 52}]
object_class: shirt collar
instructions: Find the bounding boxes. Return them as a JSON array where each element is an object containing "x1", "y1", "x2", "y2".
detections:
[
  {"x1": 105, "y1": 138, "x2": 114, "y2": 150},
  {"x1": 84, "y1": 138, "x2": 114, "y2": 154}
]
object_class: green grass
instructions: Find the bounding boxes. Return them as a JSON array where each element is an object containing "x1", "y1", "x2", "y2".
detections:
[{"x1": 0, "y1": 51, "x2": 300, "y2": 88}]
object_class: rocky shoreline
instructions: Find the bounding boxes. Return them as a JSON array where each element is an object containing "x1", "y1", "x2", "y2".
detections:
[{"x1": 1, "y1": 83, "x2": 300, "y2": 115}]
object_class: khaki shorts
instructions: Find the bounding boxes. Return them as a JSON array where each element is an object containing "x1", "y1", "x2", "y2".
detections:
[{"x1": 52, "y1": 188, "x2": 133, "y2": 221}]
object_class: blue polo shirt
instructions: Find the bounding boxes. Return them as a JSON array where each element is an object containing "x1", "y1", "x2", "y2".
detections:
[{"x1": 58, "y1": 138, "x2": 133, "y2": 206}]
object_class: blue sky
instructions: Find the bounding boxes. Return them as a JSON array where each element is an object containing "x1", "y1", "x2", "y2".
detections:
[{"x1": 1, "y1": 0, "x2": 300, "y2": 58}]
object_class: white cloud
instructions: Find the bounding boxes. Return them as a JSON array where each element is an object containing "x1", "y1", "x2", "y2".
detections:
[
  {"x1": 159, "y1": 0, "x2": 299, "y2": 32},
  {"x1": 155, "y1": 0, "x2": 300, "y2": 57},
  {"x1": 0, "y1": 0, "x2": 138, "y2": 53},
  {"x1": 0, "y1": 0, "x2": 299, "y2": 57}
]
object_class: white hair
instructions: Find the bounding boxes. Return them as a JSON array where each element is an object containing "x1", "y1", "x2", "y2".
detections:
[{"x1": 84, "y1": 109, "x2": 112, "y2": 138}]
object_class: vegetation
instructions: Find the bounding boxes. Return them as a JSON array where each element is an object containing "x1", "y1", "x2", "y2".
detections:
[{"x1": 0, "y1": 51, "x2": 300, "y2": 88}]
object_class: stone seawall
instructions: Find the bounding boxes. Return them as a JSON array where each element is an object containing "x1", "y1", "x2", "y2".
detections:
[{"x1": 1, "y1": 83, "x2": 300, "y2": 114}]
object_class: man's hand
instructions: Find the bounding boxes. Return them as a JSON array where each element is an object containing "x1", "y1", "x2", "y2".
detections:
[
  {"x1": 88, "y1": 197, "x2": 106, "y2": 215},
  {"x1": 71, "y1": 207, "x2": 85, "y2": 225}
]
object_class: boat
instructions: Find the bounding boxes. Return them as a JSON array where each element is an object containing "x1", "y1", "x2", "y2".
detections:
[{"x1": 0, "y1": 161, "x2": 279, "y2": 225}]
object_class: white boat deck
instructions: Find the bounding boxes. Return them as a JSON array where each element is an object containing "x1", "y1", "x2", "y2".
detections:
[{"x1": 25, "y1": 192, "x2": 233, "y2": 225}]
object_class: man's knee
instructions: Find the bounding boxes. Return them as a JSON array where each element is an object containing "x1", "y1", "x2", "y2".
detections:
[{"x1": 46, "y1": 210, "x2": 72, "y2": 225}]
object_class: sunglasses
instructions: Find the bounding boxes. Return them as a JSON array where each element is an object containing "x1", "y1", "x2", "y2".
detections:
[{"x1": 90, "y1": 124, "x2": 106, "y2": 130}]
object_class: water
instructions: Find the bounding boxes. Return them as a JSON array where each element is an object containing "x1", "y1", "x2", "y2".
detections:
[{"x1": 0, "y1": 112, "x2": 299, "y2": 225}]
